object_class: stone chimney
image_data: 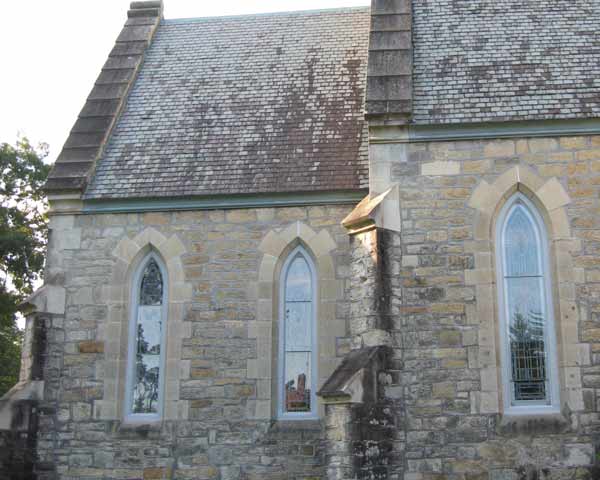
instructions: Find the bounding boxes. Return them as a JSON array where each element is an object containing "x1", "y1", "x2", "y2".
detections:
[
  {"x1": 44, "y1": 1, "x2": 163, "y2": 197},
  {"x1": 365, "y1": 0, "x2": 412, "y2": 124}
]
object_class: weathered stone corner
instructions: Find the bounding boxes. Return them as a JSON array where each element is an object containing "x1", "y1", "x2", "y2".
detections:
[{"x1": 19, "y1": 284, "x2": 66, "y2": 317}]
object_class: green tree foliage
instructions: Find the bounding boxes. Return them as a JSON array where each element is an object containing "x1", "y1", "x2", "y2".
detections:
[{"x1": 0, "y1": 138, "x2": 51, "y2": 396}]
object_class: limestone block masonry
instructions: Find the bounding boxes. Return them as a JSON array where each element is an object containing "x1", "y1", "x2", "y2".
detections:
[
  {"x1": 35, "y1": 205, "x2": 354, "y2": 480},
  {"x1": 370, "y1": 133, "x2": 600, "y2": 479},
  {"x1": 18, "y1": 0, "x2": 600, "y2": 477}
]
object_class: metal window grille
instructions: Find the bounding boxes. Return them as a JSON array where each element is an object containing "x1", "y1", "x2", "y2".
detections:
[{"x1": 510, "y1": 336, "x2": 546, "y2": 401}]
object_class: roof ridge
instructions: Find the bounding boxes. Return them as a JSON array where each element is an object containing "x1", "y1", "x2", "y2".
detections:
[{"x1": 163, "y1": 6, "x2": 370, "y2": 24}]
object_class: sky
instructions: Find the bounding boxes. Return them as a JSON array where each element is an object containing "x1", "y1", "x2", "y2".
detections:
[{"x1": 0, "y1": 0, "x2": 369, "y2": 163}]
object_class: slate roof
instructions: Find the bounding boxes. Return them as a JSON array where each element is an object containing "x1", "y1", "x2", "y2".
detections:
[
  {"x1": 85, "y1": 8, "x2": 370, "y2": 200},
  {"x1": 83, "y1": 2, "x2": 600, "y2": 199},
  {"x1": 412, "y1": 0, "x2": 600, "y2": 124}
]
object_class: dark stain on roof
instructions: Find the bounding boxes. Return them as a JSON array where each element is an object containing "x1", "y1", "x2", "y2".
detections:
[
  {"x1": 84, "y1": 2, "x2": 600, "y2": 201},
  {"x1": 412, "y1": 0, "x2": 600, "y2": 124},
  {"x1": 85, "y1": 8, "x2": 370, "y2": 200}
]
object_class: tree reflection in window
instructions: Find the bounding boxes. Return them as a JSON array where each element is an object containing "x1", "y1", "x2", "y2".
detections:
[
  {"x1": 510, "y1": 310, "x2": 546, "y2": 401},
  {"x1": 132, "y1": 258, "x2": 163, "y2": 414}
]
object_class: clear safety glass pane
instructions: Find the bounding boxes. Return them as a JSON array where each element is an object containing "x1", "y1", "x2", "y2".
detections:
[
  {"x1": 506, "y1": 276, "x2": 547, "y2": 402},
  {"x1": 138, "y1": 306, "x2": 162, "y2": 354},
  {"x1": 504, "y1": 205, "x2": 540, "y2": 277},
  {"x1": 284, "y1": 351, "x2": 311, "y2": 412},
  {"x1": 132, "y1": 352, "x2": 160, "y2": 414},
  {"x1": 285, "y1": 256, "x2": 311, "y2": 301},
  {"x1": 285, "y1": 301, "x2": 312, "y2": 352}
]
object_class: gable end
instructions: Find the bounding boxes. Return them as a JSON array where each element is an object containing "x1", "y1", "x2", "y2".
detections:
[{"x1": 44, "y1": 1, "x2": 163, "y2": 196}]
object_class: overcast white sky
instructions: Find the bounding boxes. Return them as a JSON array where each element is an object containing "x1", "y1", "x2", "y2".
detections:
[{"x1": 0, "y1": 0, "x2": 369, "y2": 163}]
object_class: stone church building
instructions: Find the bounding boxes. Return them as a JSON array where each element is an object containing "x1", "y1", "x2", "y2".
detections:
[{"x1": 2, "y1": 0, "x2": 600, "y2": 478}]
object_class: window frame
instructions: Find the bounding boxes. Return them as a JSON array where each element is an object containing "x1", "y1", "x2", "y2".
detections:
[
  {"x1": 495, "y1": 192, "x2": 560, "y2": 415},
  {"x1": 124, "y1": 251, "x2": 169, "y2": 423},
  {"x1": 277, "y1": 245, "x2": 318, "y2": 420}
]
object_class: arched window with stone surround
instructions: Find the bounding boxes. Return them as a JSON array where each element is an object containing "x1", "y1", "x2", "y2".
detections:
[
  {"x1": 496, "y1": 192, "x2": 559, "y2": 413},
  {"x1": 278, "y1": 246, "x2": 318, "y2": 419},
  {"x1": 125, "y1": 252, "x2": 168, "y2": 421}
]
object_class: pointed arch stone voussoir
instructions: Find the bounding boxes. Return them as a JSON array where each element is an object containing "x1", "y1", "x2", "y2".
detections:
[
  {"x1": 465, "y1": 165, "x2": 584, "y2": 416},
  {"x1": 469, "y1": 165, "x2": 573, "y2": 242},
  {"x1": 96, "y1": 227, "x2": 191, "y2": 422},
  {"x1": 250, "y1": 222, "x2": 343, "y2": 420}
]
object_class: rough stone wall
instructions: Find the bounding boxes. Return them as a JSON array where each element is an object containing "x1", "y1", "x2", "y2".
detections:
[
  {"x1": 350, "y1": 402, "x2": 399, "y2": 480},
  {"x1": 323, "y1": 402, "x2": 399, "y2": 480},
  {"x1": 323, "y1": 404, "x2": 354, "y2": 479},
  {"x1": 35, "y1": 205, "x2": 354, "y2": 479},
  {"x1": 347, "y1": 228, "x2": 402, "y2": 349},
  {"x1": 35, "y1": 311, "x2": 66, "y2": 480},
  {"x1": 349, "y1": 229, "x2": 385, "y2": 347},
  {"x1": 380, "y1": 135, "x2": 600, "y2": 478},
  {"x1": 326, "y1": 228, "x2": 404, "y2": 480}
]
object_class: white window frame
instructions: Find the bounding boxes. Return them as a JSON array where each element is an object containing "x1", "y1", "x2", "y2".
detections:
[
  {"x1": 495, "y1": 192, "x2": 560, "y2": 415},
  {"x1": 124, "y1": 252, "x2": 168, "y2": 423},
  {"x1": 277, "y1": 246, "x2": 318, "y2": 420}
]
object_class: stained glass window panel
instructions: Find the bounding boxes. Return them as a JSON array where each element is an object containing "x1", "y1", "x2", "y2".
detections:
[{"x1": 140, "y1": 259, "x2": 163, "y2": 306}]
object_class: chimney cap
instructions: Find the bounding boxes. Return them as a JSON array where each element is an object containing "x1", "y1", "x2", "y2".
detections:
[
  {"x1": 128, "y1": 1, "x2": 163, "y2": 18},
  {"x1": 130, "y1": 1, "x2": 163, "y2": 9}
]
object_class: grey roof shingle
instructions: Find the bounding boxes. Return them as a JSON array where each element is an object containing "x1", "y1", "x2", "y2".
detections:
[
  {"x1": 85, "y1": 2, "x2": 600, "y2": 199},
  {"x1": 412, "y1": 0, "x2": 600, "y2": 124},
  {"x1": 85, "y1": 8, "x2": 370, "y2": 200}
]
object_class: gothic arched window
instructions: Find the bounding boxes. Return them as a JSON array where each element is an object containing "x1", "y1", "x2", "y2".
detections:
[
  {"x1": 125, "y1": 253, "x2": 167, "y2": 420},
  {"x1": 496, "y1": 193, "x2": 559, "y2": 413},
  {"x1": 278, "y1": 246, "x2": 317, "y2": 419}
]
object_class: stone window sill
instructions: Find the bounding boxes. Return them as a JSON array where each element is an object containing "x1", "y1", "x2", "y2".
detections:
[
  {"x1": 115, "y1": 417, "x2": 164, "y2": 437},
  {"x1": 121, "y1": 414, "x2": 162, "y2": 426},
  {"x1": 270, "y1": 418, "x2": 323, "y2": 432},
  {"x1": 498, "y1": 411, "x2": 570, "y2": 436}
]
